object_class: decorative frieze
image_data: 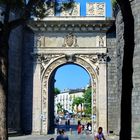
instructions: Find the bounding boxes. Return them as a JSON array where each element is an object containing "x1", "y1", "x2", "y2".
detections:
[
  {"x1": 86, "y1": 2, "x2": 105, "y2": 17},
  {"x1": 32, "y1": 53, "x2": 64, "y2": 73},
  {"x1": 60, "y1": 3, "x2": 80, "y2": 16}
]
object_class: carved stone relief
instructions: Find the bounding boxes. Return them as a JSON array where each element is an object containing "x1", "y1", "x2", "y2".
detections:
[
  {"x1": 96, "y1": 35, "x2": 105, "y2": 47},
  {"x1": 36, "y1": 36, "x2": 46, "y2": 47},
  {"x1": 99, "y1": 36, "x2": 104, "y2": 47},
  {"x1": 97, "y1": 53, "x2": 107, "y2": 63},
  {"x1": 86, "y1": 2, "x2": 105, "y2": 17},
  {"x1": 44, "y1": 2, "x2": 54, "y2": 16},
  {"x1": 62, "y1": 33, "x2": 79, "y2": 47},
  {"x1": 60, "y1": 3, "x2": 80, "y2": 16}
]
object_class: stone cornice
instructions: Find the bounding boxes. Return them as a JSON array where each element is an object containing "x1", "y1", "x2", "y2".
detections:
[
  {"x1": 33, "y1": 47, "x2": 107, "y2": 54},
  {"x1": 27, "y1": 17, "x2": 114, "y2": 32}
]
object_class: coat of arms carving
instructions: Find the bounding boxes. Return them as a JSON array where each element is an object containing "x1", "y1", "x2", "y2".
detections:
[{"x1": 62, "y1": 33, "x2": 79, "y2": 47}]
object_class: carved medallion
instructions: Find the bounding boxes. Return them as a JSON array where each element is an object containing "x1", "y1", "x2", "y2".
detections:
[
  {"x1": 66, "y1": 33, "x2": 74, "y2": 46},
  {"x1": 62, "y1": 33, "x2": 79, "y2": 47}
]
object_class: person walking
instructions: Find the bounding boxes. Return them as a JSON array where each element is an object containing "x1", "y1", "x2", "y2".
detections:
[
  {"x1": 56, "y1": 129, "x2": 69, "y2": 140},
  {"x1": 94, "y1": 127, "x2": 106, "y2": 140},
  {"x1": 77, "y1": 123, "x2": 82, "y2": 134},
  {"x1": 62, "y1": 129, "x2": 69, "y2": 140}
]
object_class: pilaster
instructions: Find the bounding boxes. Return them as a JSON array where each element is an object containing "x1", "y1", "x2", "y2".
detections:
[{"x1": 32, "y1": 56, "x2": 42, "y2": 134}]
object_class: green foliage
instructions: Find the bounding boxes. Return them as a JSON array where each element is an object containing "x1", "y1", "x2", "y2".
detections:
[
  {"x1": 72, "y1": 96, "x2": 84, "y2": 113},
  {"x1": 111, "y1": 0, "x2": 117, "y2": 8},
  {"x1": 54, "y1": 88, "x2": 61, "y2": 95},
  {"x1": 56, "y1": 103, "x2": 63, "y2": 113},
  {"x1": 83, "y1": 87, "x2": 92, "y2": 115},
  {"x1": 0, "y1": 0, "x2": 75, "y2": 22}
]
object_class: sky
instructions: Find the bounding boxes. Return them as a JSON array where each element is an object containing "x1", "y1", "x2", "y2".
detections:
[
  {"x1": 55, "y1": 0, "x2": 112, "y2": 91},
  {"x1": 55, "y1": 64, "x2": 90, "y2": 91},
  {"x1": 57, "y1": 0, "x2": 112, "y2": 17}
]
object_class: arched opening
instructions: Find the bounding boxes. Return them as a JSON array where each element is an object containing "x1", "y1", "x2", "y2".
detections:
[
  {"x1": 37, "y1": 55, "x2": 109, "y2": 135},
  {"x1": 47, "y1": 63, "x2": 96, "y2": 134}
]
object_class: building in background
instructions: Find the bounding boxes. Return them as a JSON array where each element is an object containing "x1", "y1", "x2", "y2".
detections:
[{"x1": 54, "y1": 88, "x2": 85, "y2": 115}]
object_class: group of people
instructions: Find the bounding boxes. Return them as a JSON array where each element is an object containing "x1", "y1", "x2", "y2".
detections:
[
  {"x1": 77, "y1": 120, "x2": 106, "y2": 140},
  {"x1": 51, "y1": 127, "x2": 105, "y2": 140},
  {"x1": 77, "y1": 121, "x2": 92, "y2": 134}
]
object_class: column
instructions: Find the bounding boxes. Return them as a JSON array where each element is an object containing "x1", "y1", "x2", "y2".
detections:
[
  {"x1": 98, "y1": 60, "x2": 107, "y2": 134},
  {"x1": 32, "y1": 58, "x2": 41, "y2": 134}
]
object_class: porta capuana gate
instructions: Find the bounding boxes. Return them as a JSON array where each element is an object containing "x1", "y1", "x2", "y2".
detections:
[{"x1": 29, "y1": 17, "x2": 112, "y2": 134}]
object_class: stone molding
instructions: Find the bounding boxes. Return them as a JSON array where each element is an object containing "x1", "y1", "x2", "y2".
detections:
[{"x1": 27, "y1": 19, "x2": 114, "y2": 32}]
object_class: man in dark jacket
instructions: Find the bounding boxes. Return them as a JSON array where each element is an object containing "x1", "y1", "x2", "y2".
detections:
[{"x1": 56, "y1": 129, "x2": 69, "y2": 140}]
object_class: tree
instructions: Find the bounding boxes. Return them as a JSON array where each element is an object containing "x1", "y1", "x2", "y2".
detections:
[
  {"x1": 56, "y1": 103, "x2": 63, "y2": 114},
  {"x1": 112, "y1": 0, "x2": 134, "y2": 139},
  {"x1": 54, "y1": 88, "x2": 60, "y2": 95},
  {"x1": 72, "y1": 97, "x2": 84, "y2": 114},
  {"x1": 0, "y1": 0, "x2": 73, "y2": 139},
  {"x1": 83, "y1": 87, "x2": 92, "y2": 115}
]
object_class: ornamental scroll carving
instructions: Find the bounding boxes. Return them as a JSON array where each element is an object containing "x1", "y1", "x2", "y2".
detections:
[
  {"x1": 62, "y1": 33, "x2": 79, "y2": 47},
  {"x1": 97, "y1": 53, "x2": 107, "y2": 63},
  {"x1": 32, "y1": 53, "x2": 64, "y2": 73}
]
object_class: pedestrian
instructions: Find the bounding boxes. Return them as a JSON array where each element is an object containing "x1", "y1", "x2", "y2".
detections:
[
  {"x1": 56, "y1": 129, "x2": 69, "y2": 140},
  {"x1": 77, "y1": 124, "x2": 82, "y2": 134},
  {"x1": 88, "y1": 124, "x2": 92, "y2": 132},
  {"x1": 56, "y1": 129, "x2": 64, "y2": 140},
  {"x1": 94, "y1": 127, "x2": 106, "y2": 140},
  {"x1": 62, "y1": 129, "x2": 69, "y2": 140},
  {"x1": 67, "y1": 118, "x2": 70, "y2": 126}
]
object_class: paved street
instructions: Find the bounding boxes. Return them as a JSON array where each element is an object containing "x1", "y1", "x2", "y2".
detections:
[
  {"x1": 9, "y1": 134, "x2": 93, "y2": 140},
  {"x1": 9, "y1": 134, "x2": 119, "y2": 140},
  {"x1": 8, "y1": 123, "x2": 120, "y2": 140},
  {"x1": 8, "y1": 130, "x2": 119, "y2": 140}
]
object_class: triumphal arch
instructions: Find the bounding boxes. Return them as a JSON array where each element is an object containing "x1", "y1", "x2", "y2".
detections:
[{"x1": 28, "y1": 2, "x2": 113, "y2": 134}]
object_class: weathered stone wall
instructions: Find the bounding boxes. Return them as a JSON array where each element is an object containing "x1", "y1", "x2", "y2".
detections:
[
  {"x1": 8, "y1": 26, "x2": 23, "y2": 132},
  {"x1": 131, "y1": 0, "x2": 140, "y2": 138},
  {"x1": 115, "y1": 8, "x2": 124, "y2": 135},
  {"x1": 7, "y1": 8, "x2": 24, "y2": 133},
  {"x1": 20, "y1": 28, "x2": 34, "y2": 134},
  {"x1": 106, "y1": 30, "x2": 120, "y2": 134},
  {"x1": 115, "y1": 1, "x2": 140, "y2": 138}
]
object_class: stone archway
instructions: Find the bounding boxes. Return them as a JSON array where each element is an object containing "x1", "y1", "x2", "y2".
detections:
[{"x1": 32, "y1": 53, "x2": 107, "y2": 134}]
